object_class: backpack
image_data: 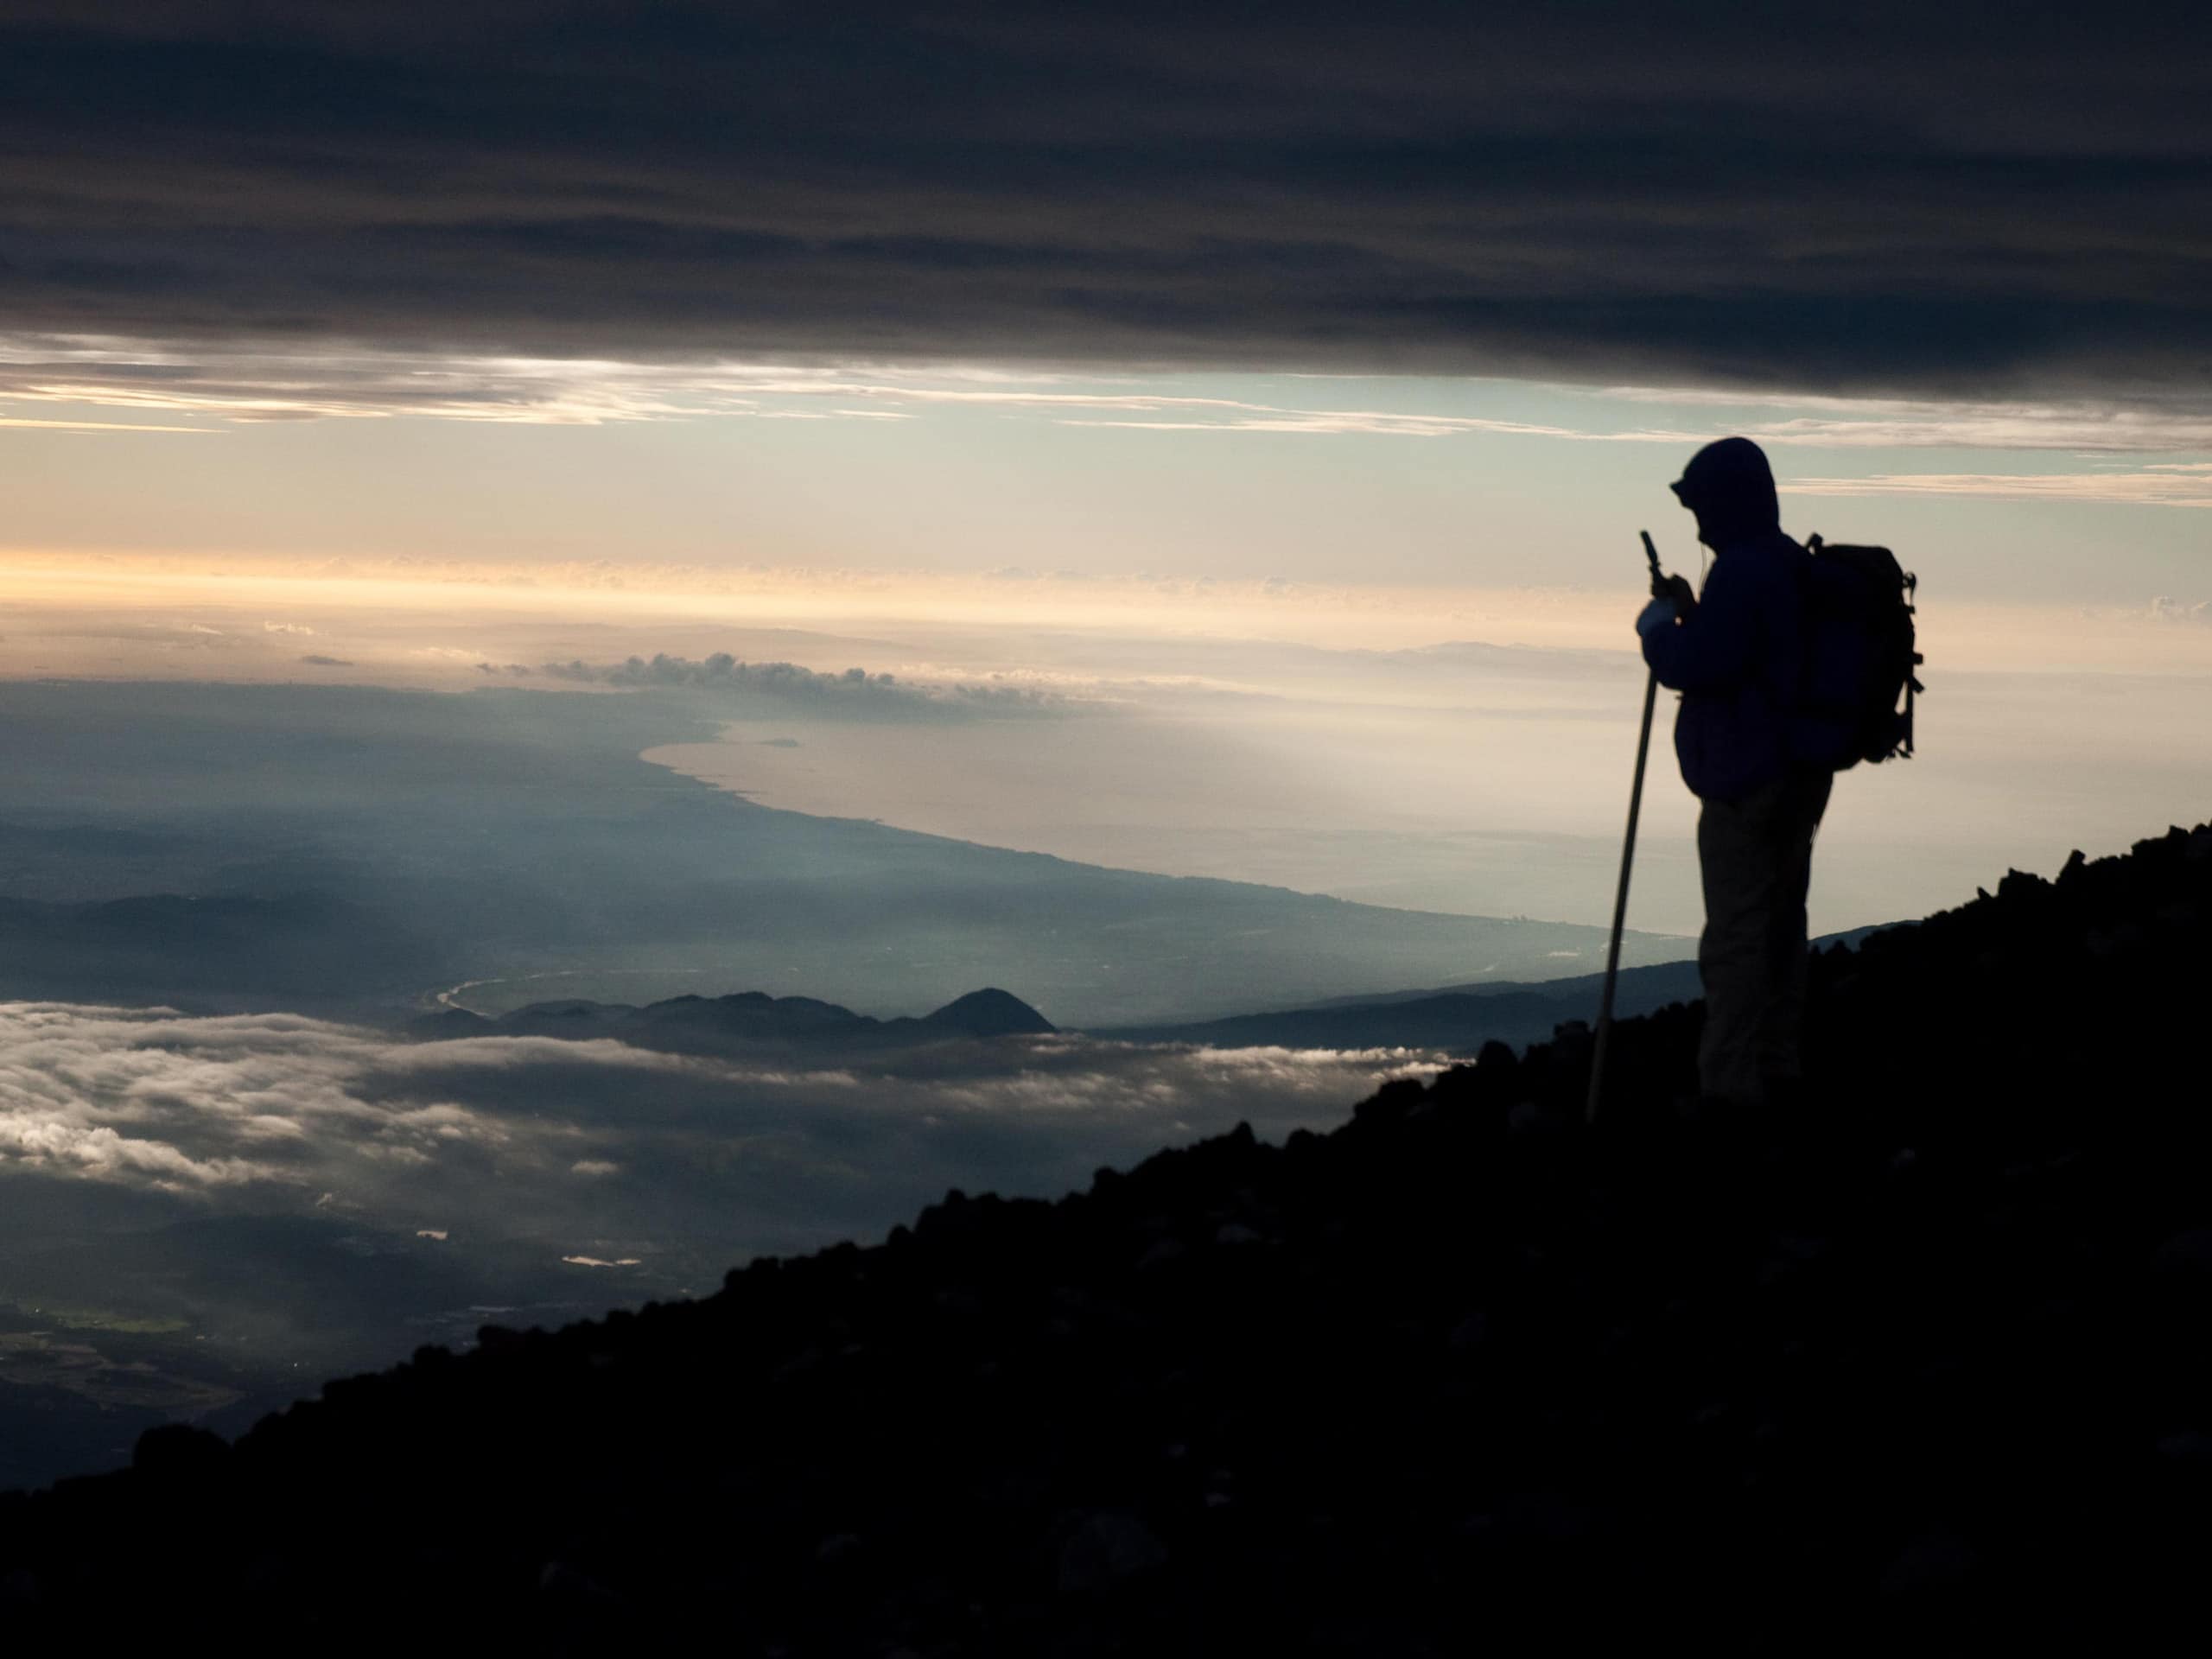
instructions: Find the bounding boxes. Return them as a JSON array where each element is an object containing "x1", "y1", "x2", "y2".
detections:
[{"x1": 1792, "y1": 534, "x2": 1923, "y2": 770}]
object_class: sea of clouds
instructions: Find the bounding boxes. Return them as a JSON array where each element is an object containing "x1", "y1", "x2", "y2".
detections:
[{"x1": 0, "y1": 1001, "x2": 1441, "y2": 1274}]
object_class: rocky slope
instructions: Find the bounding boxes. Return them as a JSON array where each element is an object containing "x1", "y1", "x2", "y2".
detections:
[{"x1": 5, "y1": 827, "x2": 2210, "y2": 1655}]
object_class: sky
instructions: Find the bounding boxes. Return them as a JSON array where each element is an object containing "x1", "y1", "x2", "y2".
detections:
[{"x1": 3, "y1": 0, "x2": 2209, "y2": 933}]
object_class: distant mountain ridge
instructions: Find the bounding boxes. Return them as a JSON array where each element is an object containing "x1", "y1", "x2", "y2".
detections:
[
  {"x1": 1094, "y1": 959, "x2": 1700, "y2": 1051},
  {"x1": 413, "y1": 985, "x2": 1056, "y2": 1053},
  {"x1": 1291, "y1": 925, "x2": 1888, "y2": 1010},
  {"x1": 410, "y1": 934, "x2": 1893, "y2": 1065},
  {"x1": 1097, "y1": 926, "x2": 1890, "y2": 1053}
]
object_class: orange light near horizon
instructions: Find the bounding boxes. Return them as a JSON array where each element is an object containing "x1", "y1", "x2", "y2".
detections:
[{"x1": 3, "y1": 546, "x2": 2212, "y2": 679}]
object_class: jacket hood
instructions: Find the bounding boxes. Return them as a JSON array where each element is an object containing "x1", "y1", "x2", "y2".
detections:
[{"x1": 1670, "y1": 436, "x2": 1780, "y2": 548}]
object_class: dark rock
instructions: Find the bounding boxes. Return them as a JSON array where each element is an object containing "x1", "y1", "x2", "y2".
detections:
[
  {"x1": 537, "y1": 1559, "x2": 620, "y2": 1605},
  {"x1": 814, "y1": 1531, "x2": 865, "y2": 1566},
  {"x1": 1878, "y1": 1530, "x2": 1982, "y2": 1600},
  {"x1": 132, "y1": 1424, "x2": 229, "y2": 1482},
  {"x1": 2151, "y1": 1229, "x2": 2212, "y2": 1277},
  {"x1": 1135, "y1": 1237, "x2": 1187, "y2": 1272},
  {"x1": 2156, "y1": 1431, "x2": 2212, "y2": 1468},
  {"x1": 1055, "y1": 1511, "x2": 1168, "y2": 1593}
]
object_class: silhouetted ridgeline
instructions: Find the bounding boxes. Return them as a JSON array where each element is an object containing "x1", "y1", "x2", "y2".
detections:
[
  {"x1": 1094, "y1": 926, "x2": 1886, "y2": 1053},
  {"x1": 413, "y1": 985, "x2": 1057, "y2": 1052},
  {"x1": 6, "y1": 827, "x2": 2212, "y2": 1655}
]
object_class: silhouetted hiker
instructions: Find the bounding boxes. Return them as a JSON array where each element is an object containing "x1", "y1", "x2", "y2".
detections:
[{"x1": 1636, "y1": 436, "x2": 1829, "y2": 1110}]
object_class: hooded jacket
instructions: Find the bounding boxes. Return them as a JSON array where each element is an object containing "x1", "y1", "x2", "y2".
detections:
[{"x1": 1641, "y1": 438, "x2": 1808, "y2": 802}]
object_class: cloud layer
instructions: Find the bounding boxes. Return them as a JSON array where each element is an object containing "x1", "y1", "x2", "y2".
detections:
[
  {"x1": 0, "y1": 4, "x2": 2206, "y2": 400},
  {"x1": 13, "y1": 336, "x2": 2212, "y2": 450},
  {"x1": 0, "y1": 1001, "x2": 1440, "y2": 1265},
  {"x1": 538, "y1": 652, "x2": 1073, "y2": 717},
  {"x1": 1789, "y1": 465, "x2": 2212, "y2": 509}
]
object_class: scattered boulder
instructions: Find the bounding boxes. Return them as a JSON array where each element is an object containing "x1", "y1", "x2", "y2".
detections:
[{"x1": 1056, "y1": 1510, "x2": 1169, "y2": 1593}]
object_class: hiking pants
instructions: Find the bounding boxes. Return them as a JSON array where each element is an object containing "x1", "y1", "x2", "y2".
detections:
[{"x1": 1696, "y1": 768, "x2": 1833, "y2": 1106}]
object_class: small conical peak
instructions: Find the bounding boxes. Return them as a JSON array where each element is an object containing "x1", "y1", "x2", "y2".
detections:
[{"x1": 923, "y1": 988, "x2": 1055, "y2": 1036}]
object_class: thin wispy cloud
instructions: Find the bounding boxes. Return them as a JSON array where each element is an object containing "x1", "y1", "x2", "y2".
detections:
[
  {"x1": 1789, "y1": 471, "x2": 2212, "y2": 509},
  {"x1": 2150, "y1": 597, "x2": 2212, "y2": 625},
  {"x1": 1598, "y1": 387, "x2": 2212, "y2": 454},
  {"x1": 11, "y1": 334, "x2": 2210, "y2": 464},
  {"x1": 1055, "y1": 393, "x2": 2212, "y2": 454},
  {"x1": 1057, "y1": 408, "x2": 1599, "y2": 439},
  {"x1": 0, "y1": 414, "x2": 213, "y2": 433},
  {"x1": 4, "y1": 336, "x2": 1600, "y2": 431}
]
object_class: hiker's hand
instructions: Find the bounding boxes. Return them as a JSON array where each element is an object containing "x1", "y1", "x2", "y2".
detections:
[{"x1": 1651, "y1": 571, "x2": 1695, "y2": 609}]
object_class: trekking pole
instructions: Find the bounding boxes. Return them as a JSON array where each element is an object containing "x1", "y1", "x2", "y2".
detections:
[{"x1": 1586, "y1": 531, "x2": 1665, "y2": 1124}]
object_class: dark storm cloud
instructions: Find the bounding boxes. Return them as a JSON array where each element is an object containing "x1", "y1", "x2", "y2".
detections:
[{"x1": 0, "y1": 3, "x2": 2207, "y2": 397}]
